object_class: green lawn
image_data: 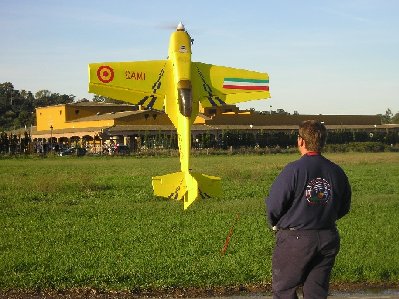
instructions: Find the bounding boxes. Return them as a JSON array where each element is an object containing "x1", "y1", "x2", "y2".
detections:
[{"x1": 0, "y1": 152, "x2": 398, "y2": 291}]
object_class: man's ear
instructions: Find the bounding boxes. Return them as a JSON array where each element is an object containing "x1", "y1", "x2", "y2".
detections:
[{"x1": 299, "y1": 137, "x2": 305, "y2": 147}]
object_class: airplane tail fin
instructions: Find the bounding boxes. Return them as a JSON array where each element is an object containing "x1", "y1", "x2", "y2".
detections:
[{"x1": 152, "y1": 172, "x2": 221, "y2": 210}]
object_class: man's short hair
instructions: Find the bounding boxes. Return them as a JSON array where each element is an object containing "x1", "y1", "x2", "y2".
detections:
[{"x1": 299, "y1": 120, "x2": 327, "y2": 152}]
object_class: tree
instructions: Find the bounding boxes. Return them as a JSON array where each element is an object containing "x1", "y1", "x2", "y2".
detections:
[
  {"x1": 0, "y1": 82, "x2": 18, "y2": 130},
  {"x1": 34, "y1": 90, "x2": 75, "y2": 107},
  {"x1": 0, "y1": 82, "x2": 15, "y2": 111},
  {"x1": 0, "y1": 83, "x2": 76, "y2": 130},
  {"x1": 0, "y1": 85, "x2": 36, "y2": 130},
  {"x1": 380, "y1": 108, "x2": 393, "y2": 124},
  {"x1": 392, "y1": 112, "x2": 399, "y2": 124}
]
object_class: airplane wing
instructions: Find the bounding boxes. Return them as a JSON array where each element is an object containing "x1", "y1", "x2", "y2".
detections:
[
  {"x1": 88, "y1": 60, "x2": 171, "y2": 110},
  {"x1": 191, "y1": 62, "x2": 270, "y2": 107}
]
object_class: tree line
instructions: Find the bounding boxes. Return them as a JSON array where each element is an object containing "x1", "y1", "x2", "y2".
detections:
[{"x1": 1, "y1": 81, "x2": 398, "y2": 132}]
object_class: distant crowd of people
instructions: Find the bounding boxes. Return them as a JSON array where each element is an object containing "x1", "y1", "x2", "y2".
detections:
[{"x1": 0, "y1": 132, "x2": 132, "y2": 156}]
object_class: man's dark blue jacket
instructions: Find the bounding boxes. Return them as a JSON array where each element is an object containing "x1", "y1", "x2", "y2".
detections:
[{"x1": 266, "y1": 154, "x2": 351, "y2": 230}]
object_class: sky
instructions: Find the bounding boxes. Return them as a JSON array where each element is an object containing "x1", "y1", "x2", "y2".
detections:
[{"x1": 0, "y1": 0, "x2": 398, "y2": 115}]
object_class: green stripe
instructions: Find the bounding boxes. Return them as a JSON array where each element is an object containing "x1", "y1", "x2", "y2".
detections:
[{"x1": 224, "y1": 78, "x2": 269, "y2": 84}]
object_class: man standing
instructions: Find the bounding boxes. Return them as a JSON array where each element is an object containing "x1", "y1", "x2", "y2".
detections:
[{"x1": 266, "y1": 120, "x2": 351, "y2": 299}]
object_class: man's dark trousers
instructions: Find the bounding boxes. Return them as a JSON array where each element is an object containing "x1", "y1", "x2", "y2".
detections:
[{"x1": 272, "y1": 228, "x2": 340, "y2": 299}]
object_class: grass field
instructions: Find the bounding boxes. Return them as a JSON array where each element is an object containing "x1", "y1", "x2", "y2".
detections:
[{"x1": 0, "y1": 152, "x2": 398, "y2": 291}]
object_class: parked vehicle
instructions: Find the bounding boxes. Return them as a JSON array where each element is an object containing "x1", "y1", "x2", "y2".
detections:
[{"x1": 59, "y1": 147, "x2": 87, "y2": 156}]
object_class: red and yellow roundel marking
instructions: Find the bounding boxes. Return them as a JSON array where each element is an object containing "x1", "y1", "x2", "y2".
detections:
[{"x1": 97, "y1": 65, "x2": 114, "y2": 83}]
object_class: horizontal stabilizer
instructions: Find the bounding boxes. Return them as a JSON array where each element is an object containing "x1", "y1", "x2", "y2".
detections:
[
  {"x1": 152, "y1": 172, "x2": 186, "y2": 200},
  {"x1": 191, "y1": 172, "x2": 222, "y2": 199},
  {"x1": 152, "y1": 172, "x2": 221, "y2": 210}
]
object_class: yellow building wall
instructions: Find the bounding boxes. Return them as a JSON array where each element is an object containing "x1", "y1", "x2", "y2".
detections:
[
  {"x1": 36, "y1": 103, "x2": 382, "y2": 135},
  {"x1": 199, "y1": 104, "x2": 239, "y2": 115},
  {"x1": 64, "y1": 104, "x2": 136, "y2": 122},
  {"x1": 36, "y1": 105, "x2": 116, "y2": 131},
  {"x1": 194, "y1": 116, "x2": 205, "y2": 124},
  {"x1": 67, "y1": 119, "x2": 116, "y2": 129},
  {"x1": 116, "y1": 112, "x2": 172, "y2": 126},
  {"x1": 36, "y1": 104, "x2": 137, "y2": 131},
  {"x1": 36, "y1": 105, "x2": 67, "y2": 131}
]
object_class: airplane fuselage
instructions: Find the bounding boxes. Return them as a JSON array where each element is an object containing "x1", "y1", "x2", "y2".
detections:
[{"x1": 166, "y1": 27, "x2": 195, "y2": 173}]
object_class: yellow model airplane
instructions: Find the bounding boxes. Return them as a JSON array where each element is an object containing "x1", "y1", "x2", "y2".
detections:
[{"x1": 89, "y1": 22, "x2": 270, "y2": 209}]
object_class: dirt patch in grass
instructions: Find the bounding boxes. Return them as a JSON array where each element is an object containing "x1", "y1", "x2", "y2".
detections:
[{"x1": 1, "y1": 282, "x2": 399, "y2": 298}]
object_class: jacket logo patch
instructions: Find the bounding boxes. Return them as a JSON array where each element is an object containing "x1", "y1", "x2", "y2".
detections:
[{"x1": 305, "y1": 178, "x2": 331, "y2": 205}]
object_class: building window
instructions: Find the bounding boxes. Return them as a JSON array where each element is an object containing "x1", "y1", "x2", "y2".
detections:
[
  {"x1": 59, "y1": 110, "x2": 62, "y2": 115},
  {"x1": 75, "y1": 109, "x2": 79, "y2": 115}
]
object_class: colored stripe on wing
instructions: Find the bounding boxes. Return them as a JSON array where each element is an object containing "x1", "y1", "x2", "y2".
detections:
[{"x1": 223, "y1": 78, "x2": 269, "y2": 91}]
